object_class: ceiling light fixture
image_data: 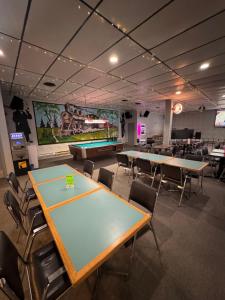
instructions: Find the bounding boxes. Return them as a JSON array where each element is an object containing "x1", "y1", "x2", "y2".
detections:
[
  {"x1": 109, "y1": 54, "x2": 118, "y2": 64},
  {"x1": 175, "y1": 91, "x2": 182, "y2": 95},
  {"x1": 0, "y1": 49, "x2": 4, "y2": 56},
  {"x1": 222, "y1": 94, "x2": 225, "y2": 98},
  {"x1": 122, "y1": 99, "x2": 128, "y2": 102},
  {"x1": 200, "y1": 62, "x2": 210, "y2": 70}
]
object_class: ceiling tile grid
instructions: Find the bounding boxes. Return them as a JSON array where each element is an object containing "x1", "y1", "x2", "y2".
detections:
[{"x1": 0, "y1": 0, "x2": 225, "y2": 111}]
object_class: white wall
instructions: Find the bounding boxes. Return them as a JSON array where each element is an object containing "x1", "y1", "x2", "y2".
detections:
[
  {"x1": 173, "y1": 110, "x2": 225, "y2": 140},
  {"x1": 0, "y1": 87, "x2": 14, "y2": 177},
  {"x1": 137, "y1": 112, "x2": 164, "y2": 137}
]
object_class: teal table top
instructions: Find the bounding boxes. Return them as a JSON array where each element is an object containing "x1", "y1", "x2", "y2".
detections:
[
  {"x1": 120, "y1": 150, "x2": 173, "y2": 164},
  {"x1": 31, "y1": 165, "x2": 76, "y2": 183},
  {"x1": 50, "y1": 189, "x2": 145, "y2": 272},
  {"x1": 72, "y1": 141, "x2": 122, "y2": 148},
  {"x1": 165, "y1": 157, "x2": 208, "y2": 171},
  {"x1": 37, "y1": 173, "x2": 99, "y2": 208}
]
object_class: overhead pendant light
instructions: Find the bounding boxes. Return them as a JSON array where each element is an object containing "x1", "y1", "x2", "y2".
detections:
[
  {"x1": 0, "y1": 49, "x2": 4, "y2": 56},
  {"x1": 109, "y1": 54, "x2": 118, "y2": 64},
  {"x1": 173, "y1": 103, "x2": 183, "y2": 114},
  {"x1": 200, "y1": 62, "x2": 210, "y2": 70}
]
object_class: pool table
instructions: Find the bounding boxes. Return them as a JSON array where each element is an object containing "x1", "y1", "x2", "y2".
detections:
[{"x1": 69, "y1": 141, "x2": 124, "y2": 160}]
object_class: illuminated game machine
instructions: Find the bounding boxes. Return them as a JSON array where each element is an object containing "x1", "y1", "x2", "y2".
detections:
[{"x1": 9, "y1": 132, "x2": 30, "y2": 176}]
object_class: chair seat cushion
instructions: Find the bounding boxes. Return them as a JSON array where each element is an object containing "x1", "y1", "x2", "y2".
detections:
[
  {"x1": 27, "y1": 205, "x2": 46, "y2": 230},
  {"x1": 26, "y1": 188, "x2": 36, "y2": 201},
  {"x1": 32, "y1": 241, "x2": 70, "y2": 300}
]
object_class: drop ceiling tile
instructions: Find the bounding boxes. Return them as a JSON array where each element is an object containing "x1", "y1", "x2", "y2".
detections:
[
  {"x1": 166, "y1": 37, "x2": 225, "y2": 69},
  {"x1": 18, "y1": 43, "x2": 57, "y2": 74},
  {"x1": 70, "y1": 67, "x2": 103, "y2": 84},
  {"x1": 0, "y1": 0, "x2": 27, "y2": 38},
  {"x1": 131, "y1": 0, "x2": 225, "y2": 49},
  {"x1": 126, "y1": 64, "x2": 170, "y2": 83},
  {"x1": 153, "y1": 11, "x2": 225, "y2": 60},
  {"x1": 37, "y1": 75, "x2": 64, "y2": 91},
  {"x1": 87, "y1": 89, "x2": 108, "y2": 98},
  {"x1": 73, "y1": 85, "x2": 96, "y2": 96},
  {"x1": 56, "y1": 81, "x2": 81, "y2": 94},
  {"x1": 11, "y1": 84, "x2": 32, "y2": 96},
  {"x1": 192, "y1": 73, "x2": 225, "y2": 86},
  {"x1": 63, "y1": 13, "x2": 123, "y2": 63},
  {"x1": 140, "y1": 72, "x2": 179, "y2": 87},
  {"x1": 0, "y1": 34, "x2": 20, "y2": 67},
  {"x1": 176, "y1": 53, "x2": 225, "y2": 77},
  {"x1": 47, "y1": 57, "x2": 82, "y2": 80},
  {"x1": 152, "y1": 78, "x2": 186, "y2": 90},
  {"x1": 30, "y1": 88, "x2": 49, "y2": 98},
  {"x1": 89, "y1": 37, "x2": 143, "y2": 72},
  {"x1": 82, "y1": 0, "x2": 99, "y2": 7},
  {"x1": 110, "y1": 52, "x2": 157, "y2": 78},
  {"x1": 0, "y1": 65, "x2": 14, "y2": 82},
  {"x1": 98, "y1": 0, "x2": 169, "y2": 32},
  {"x1": 24, "y1": 0, "x2": 89, "y2": 53},
  {"x1": 88, "y1": 74, "x2": 119, "y2": 88},
  {"x1": 14, "y1": 69, "x2": 41, "y2": 88},
  {"x1": 184, "y1": 64, "x2": 225, "y2": 81},
  {"x1": 104, "y1": 80, "x2": 133, "y2": 92}
]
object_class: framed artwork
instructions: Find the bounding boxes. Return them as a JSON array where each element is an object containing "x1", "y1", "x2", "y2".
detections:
[{"x1": 33, "y1": 101, "x2": 119, "y2": 145}]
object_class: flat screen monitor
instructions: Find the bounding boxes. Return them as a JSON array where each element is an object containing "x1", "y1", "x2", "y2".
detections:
[{"x1": 215, "y1": 110, "x2": 225, "y2": 127}]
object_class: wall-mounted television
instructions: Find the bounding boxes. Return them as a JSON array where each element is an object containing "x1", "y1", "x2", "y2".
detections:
[{"x1": 215, "y1": 110, "x2": 225, "y2": 128}]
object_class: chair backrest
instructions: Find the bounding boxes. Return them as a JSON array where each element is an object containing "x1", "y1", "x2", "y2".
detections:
[
  {"x1": 129, "y1": 180, "x2": 157, "y2": 214},
  {"x1": 3, "y1": 190, "x2": 24, "y2": 230},
  {"x1": 0, "y1": 231, "x2": 24, "y2": 299},
  {"x1": 202, "y1": 147, "x2": 209, "y2": 156},
  {"x1": 83, "y1": 160, "x2": 94, "y2": 178},
  {"x1": 116, "y1": 154, "x2": 129, "y2": 167},
  {"x1": 98, "y1": 168, "x2": 114, "y2": 190},
  {"x1": 185, "y1": 154, "x2": 203, "y2": 161},
  {"x1": 161, "y1": 164, "x2": 182, "y2": 184},
  {"x1": 7, "y1": 172, "x2": 20, "y2": 194},
  {"x1": 136, "y1": 158, "x2": 152, "y2": 174},
  {"x1": 160, "y1": 151, "x2": 173, "y2": 157}
]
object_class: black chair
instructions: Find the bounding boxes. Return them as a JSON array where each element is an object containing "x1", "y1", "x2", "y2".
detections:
[
  {"x1": 160, "y1": 151, "x2": 173, "y2": 157},
  {"x1": 83, "y1": 160, "x2": 95, "y2": 178},
  {"x1": 185, "y1": 154, "x2": 203, "y2": 161},
  {"x1": 7, "y1": 172, "x2": 36, "y2": 212},
  {"x1": 116, "y1": 154, "x2": 133, "y2": 180},
  {"x1": 3, "y1": 190, "x2": 47, "y2": 258},
  {"x1": 158, "y1": 164, "x2": 191, "y2": 207},
  {"x1": 135, "y1": 158, "x2": 157, "y2": 186},
  {"x1": 0, "y1": 231, "x2": 71, "y2": 300},
  {"x1": 98, "y1": 168, "x2": 114, "y2": 190},
  {"x1": 126, "y1": 180, "x2": 160, "y2": 253}
]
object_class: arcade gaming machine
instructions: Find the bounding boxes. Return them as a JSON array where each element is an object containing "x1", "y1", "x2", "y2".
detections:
[{"x1": 9, "y1": 132, "x2": 30, "y2": 176}]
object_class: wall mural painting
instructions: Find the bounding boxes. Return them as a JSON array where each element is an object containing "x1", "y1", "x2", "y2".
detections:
[{"x1": 33, "y1": 101, "x2": 119, "y2": 145}]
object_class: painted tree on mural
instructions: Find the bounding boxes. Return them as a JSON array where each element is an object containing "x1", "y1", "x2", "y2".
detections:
[{"x1": 34, "y1": 102, "x2": 60, "y2": 142}]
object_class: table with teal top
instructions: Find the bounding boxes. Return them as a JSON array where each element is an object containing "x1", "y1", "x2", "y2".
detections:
[
  {"x1": 69, "y1": 140, "x2": 124, "y2": 160},
  {"x1": 28, "y1": 164, "x2": 150, "y2": 287}
]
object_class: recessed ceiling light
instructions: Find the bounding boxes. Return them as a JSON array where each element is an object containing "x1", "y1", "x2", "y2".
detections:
[
  {"x1": 122, "y1": 99, "x2": 128, "y2": 102},
  {"x1": 109, "y1": 55, "x2": 118, "y2": 64},
  {"x1": 43, "y1": 82, "x2": 56, "y2": 87},
  {"x1": 175, "y1": 91, "x2": 182, "y2": 95},
  {"x1": 135, "y1": 102, "x2": 141, "y2": 105},
  {"x1": 222, "y1": 94, "x2": 225, "y2": 98},
  {"x1": 200, "y1": 62, "x2": 210, "y2": 70},
  {"x1": 0, "y1": 49, "x2": 4, "y2": 56}
]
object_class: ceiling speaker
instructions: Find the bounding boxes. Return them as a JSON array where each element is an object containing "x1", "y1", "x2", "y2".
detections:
[{"x1": 143, "y1": 110, "x2": 150, "y2": 117}]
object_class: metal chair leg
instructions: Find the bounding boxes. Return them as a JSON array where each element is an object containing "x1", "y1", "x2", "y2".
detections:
[
  {"x1": 178, "y1": 177, "x2": 187, "y2": 207},
  {"x1": 149, "y1": 221, "x2": 160, "y2": 254}
]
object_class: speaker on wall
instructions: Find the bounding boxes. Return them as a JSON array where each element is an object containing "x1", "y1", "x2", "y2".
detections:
[
  {"x1": 125, "y1": 111, "x2": 132, "y2": 119},
  {"x1": 143, "y1": 110, "x2": 150, "y2": 117}
]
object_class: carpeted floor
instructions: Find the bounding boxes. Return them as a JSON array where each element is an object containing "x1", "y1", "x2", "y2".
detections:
[{"x1": 0, "y1": 154, "x2": 225, "y2": 300}]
